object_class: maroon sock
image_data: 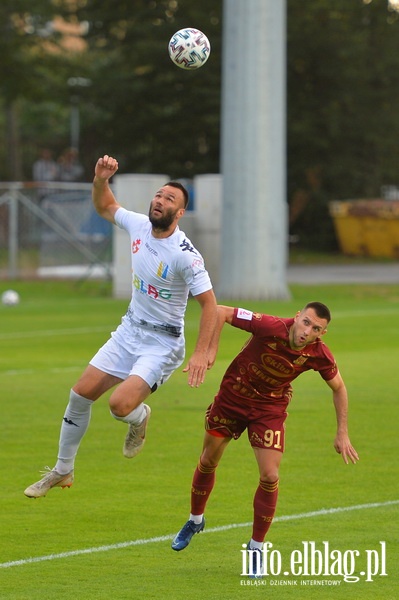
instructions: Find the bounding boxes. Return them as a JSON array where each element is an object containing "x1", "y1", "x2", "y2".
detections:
[
  {"x1": 190, "y1": 460, "x2": 217, "y2": 515},
  {"x1": 252, "y1": 479, "x2": 279, "y2": 542}
]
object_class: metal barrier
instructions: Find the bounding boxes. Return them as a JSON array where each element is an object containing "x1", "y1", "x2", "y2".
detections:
[{"x1": 0, "y1": 182, "x2": 112, "y2": 280}]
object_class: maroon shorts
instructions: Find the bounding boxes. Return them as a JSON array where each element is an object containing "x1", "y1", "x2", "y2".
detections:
[{"x1": 205, "y1": 390, "x2": 289, "y2": 452}]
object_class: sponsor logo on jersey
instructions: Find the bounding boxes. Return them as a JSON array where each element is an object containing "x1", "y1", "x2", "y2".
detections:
[
  {"x1": 133, "y1": 274, "x2": 172, "y2": 300},
  {"x1": 237, "y1": 308, "x2": 253, "y2": 321},
  {"x1": 145, "y1": 242, "x2": 158, "y2": 256},
  {"x1": 132, "y1": 238, "x2": 141, "y2": 254},
  {"x1": 293, "y1": 355, "x2": 309, "y2": 366},
  {"x1": 157, "y1": 261, "x2": 170, "y2": 279},
  {"x1": 192, "y1": 258, "x2": 204, "y2": 268},
  {"x1": 261, "y1": 354, "x2": 294, "y2": 377},
  {"x1": 180, "y1": 238, "x2": 197, "y2": 253}
]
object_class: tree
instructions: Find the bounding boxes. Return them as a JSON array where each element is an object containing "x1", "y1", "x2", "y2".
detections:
[
  {"x1": 69, "y1": 0, "x2": 222, "y2": 179},
  {"x1": 3, "y1": 0, "x2": 399, "y2": 239},
  {"x1": 0, "y1": 1, "x2": 75, "y2": 178},
  {"x1": 287, "y1": 0, "x2": 399, "y2": 249}
]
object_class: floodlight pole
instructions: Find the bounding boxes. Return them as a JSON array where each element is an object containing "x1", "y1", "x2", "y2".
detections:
[{"x1": 219, "y1": 0, "x2": 290, "y2": 300}]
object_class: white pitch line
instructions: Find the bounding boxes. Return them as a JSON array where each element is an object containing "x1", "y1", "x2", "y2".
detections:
[
  {"x1": 0, "y1": 326, "x2": 112, "y2": 340},
  {"x1": 1, "y1": 499, "x2": 397, "y2": 570},
  {"x1": 1, "y1": 366, "x2": 83, "y2": 377}
]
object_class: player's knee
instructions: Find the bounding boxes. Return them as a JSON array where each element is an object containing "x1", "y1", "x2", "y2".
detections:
[
  {"x1": 109, "y1": 392, "x2": 133, "y2": 417},
  {"x1": 201, "y1": 456, "x2": 219, "y2": 470},
  {"x1": 259, "y1": 469, "x2": 279, "y2": 483},
  {"x1": 200, "y1": 449, "x2": 220, "y2": 470}
]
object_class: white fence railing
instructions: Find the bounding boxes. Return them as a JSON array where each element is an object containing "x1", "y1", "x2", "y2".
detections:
[
  {"x1": 1, "y1": 175, "x2": 223, "y2": 296},
  {"x1": 0, "y1": 182, "x2": 112, "y2": 280}
]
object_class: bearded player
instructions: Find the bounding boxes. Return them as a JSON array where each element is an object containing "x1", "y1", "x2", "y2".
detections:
[{"x1": 24, "y1": 155, "x2": 217, "y2": 498}]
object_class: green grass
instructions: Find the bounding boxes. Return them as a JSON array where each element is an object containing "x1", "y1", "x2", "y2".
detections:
[{"x1": 0, "y1": 280, "x2": 398, "y2": 599}]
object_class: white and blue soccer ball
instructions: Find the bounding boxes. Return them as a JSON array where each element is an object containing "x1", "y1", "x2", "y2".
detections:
[
  {"x1": 168, "y1": 28, "x2": 211, "y2": 70},
  {"x1": 1, "y1": 289, "x2": 20, "y2": 306}
]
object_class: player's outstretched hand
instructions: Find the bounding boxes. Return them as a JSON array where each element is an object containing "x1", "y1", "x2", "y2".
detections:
[
  {"x1": 334, "y1": 433, "x2": 359, "y2": 464},
  {"x1": 95, "y1": 155, "x2": 119, "y2": 181},
  {"x1": 182, "y1": 350, "x2": 209, "y2": 388}
]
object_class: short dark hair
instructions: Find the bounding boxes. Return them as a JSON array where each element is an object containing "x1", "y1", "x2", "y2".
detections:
[
  {"x1": 303, "y1": 301, "x2": 331, "y2": 323},
  {"x1": 164, "y1": 181, "x2": 189, "y2": 208}
]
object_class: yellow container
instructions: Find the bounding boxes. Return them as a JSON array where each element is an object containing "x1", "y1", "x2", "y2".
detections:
[
  {"x1": 329, "y1": 200, "x2": 399, "y2": 258},
  {"x1": 362, "y1": 217, "x2": 397, "y2": 257},
  {"x1": 329, "y1": 201, "x2": 365, "y2": 255}
]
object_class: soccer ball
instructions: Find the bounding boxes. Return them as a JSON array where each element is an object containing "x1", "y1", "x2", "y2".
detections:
[
  {"x1": 1, "y1": 289, "x2": 20, "y2": 306},
  {"x1": 168, "y1": 28, "x2": 211, "y2": 70}
]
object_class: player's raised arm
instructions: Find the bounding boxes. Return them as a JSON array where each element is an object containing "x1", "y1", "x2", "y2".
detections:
[{"x1": 92, "y1": 155, "x2": 121, "y2": 223}]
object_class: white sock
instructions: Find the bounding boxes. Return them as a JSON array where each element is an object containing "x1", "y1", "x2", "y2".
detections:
[
  {"x1": 249, "y1": 538, "x2": 263, "y2": 550},
  {"x1": 55, "y1": 389, "x2": 93, "y2": 474},
  {"x1": 111, "y1": 403, "x2": 146, "y2": 425},
  {"x1": 190, "y1": 513, "x2": 204, "y2": 525}
]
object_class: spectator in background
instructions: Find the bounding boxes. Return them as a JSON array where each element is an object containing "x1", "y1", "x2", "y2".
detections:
[
  {"x1": 32, "y1": 148, "x2": 58, "y2": 182},
  {"x1": 58, "y1": 147, "x2": 84, "y2": 182}
]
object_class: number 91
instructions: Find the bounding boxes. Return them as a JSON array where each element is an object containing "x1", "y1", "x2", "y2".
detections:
[{"x1": 263, "y1": 429, "x2": 282, "y2": 449}]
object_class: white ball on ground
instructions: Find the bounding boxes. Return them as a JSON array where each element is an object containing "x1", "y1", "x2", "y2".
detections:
[{"x1": 1, "y1": 289, "x2": 20, "y2": 306}]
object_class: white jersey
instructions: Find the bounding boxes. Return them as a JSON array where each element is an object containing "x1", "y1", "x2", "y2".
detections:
[{"x1": 115, "y1": 207, "x2": 212, "y2": 337}]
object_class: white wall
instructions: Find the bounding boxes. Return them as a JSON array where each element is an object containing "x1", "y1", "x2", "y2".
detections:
[{"x1": 192, "y1": 174, "x2": 222, "y2": 287}]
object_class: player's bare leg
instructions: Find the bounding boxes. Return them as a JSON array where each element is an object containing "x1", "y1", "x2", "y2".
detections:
[{"x1": 108, "y1": 374, "x2": 152, "y2": 458}]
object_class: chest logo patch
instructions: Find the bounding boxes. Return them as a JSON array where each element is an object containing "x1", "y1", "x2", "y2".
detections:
[
  {"x1": 157, "y1": 262, "x2": 169, "y2": 279},
  {"x1": 132, "y1": 239, "x2": 141, "y2": 254}
]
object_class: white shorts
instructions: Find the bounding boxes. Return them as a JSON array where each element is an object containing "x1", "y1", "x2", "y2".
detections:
[{"x1": 89, "y1": 315, "x2": 185, "y2": 390}]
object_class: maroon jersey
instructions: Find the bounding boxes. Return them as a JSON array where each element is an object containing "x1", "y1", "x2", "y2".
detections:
[{"x1": 219, "y1": 308, "x2": 338, "y2": 404}]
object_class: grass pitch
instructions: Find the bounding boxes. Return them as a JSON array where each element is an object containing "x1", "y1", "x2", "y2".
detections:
[{"x1": 0, "y1": 280, "x2": 398, "y2": 599}]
